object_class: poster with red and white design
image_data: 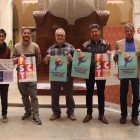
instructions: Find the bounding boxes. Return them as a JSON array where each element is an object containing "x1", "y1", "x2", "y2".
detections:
[
  {"x1": 18, "y1": 56, "x2": 37, "y2": 82},
  {"x1": 0, "y1": 59, "x2": 13, "y2": 84},
  {"x1": 95, "y1": 53, "x2": 113, "y2": 80}
]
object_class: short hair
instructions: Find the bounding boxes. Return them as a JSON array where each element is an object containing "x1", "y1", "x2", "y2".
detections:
[
  {"x1": 89, "y1": 24, "x2": 100, "y2": 31},
  {"x1": 22, "y1": 27, "x2": 31, "y2": 33},
  {"x1": 124, "y1": 23, "x2": 135, "y2": 31},
  {"x1": 55, "y1": 28, "x2": 66, "y2": 35},
  {"x1": 0, "y1": 29, "x2": 6, "y2": 37}
]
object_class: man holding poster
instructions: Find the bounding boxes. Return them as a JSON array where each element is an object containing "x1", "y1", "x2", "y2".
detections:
[
  {"x1": 12, "y1": 27, "x2": 42, "y2": 125},
  {"x1": 77, "y1": 24, "x2": 111, "y2": 124},
  {"x1": 114, "y1": 23, "x2": 140, "y2": 126},
  {"x1": 43, "y1": 28, "x2": 76, "y2": 121}
]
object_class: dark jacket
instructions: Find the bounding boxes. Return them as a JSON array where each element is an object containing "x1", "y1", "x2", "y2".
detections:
[{"x1": 82, "y1": 38, "x2": 111, "y2": 53}]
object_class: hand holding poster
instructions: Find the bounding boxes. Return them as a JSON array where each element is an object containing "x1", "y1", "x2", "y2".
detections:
[
  {"x1": 71, "y1": 51, "x2": 92, "y2": 79},
  {"x1": 0, "y1": 59, "x2": 13, "y2": 84},
  {"x1": 118, "y1": 52, "x2": 137, "y2": 78},
  {"x1": 95, "y1": 53, "x2": 113, "y2": 80},
  {"x1": 18, "y1": 56, "x2": 37, "y2": 82},
  {"x1": 49, "y1": 56, "x2": 67, "y2": 82}
]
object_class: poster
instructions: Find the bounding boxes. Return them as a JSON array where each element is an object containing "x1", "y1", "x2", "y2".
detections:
[
  {"x1": 18, "y1": 56, "x2": 37, "y2": 82},
  {"x1": 0, "y1": 59, "x2": 13, "y2": 84},
  {"x1": 95, "y1": 53, "x2": 113, "y2": 80},
  {"x1": 49, "y1": 56, "x2": 67, "y2": 82},
  {"x1": 118, "y1": 52, "x2": 137, "y2": 79},
  {"x1": 71, "y1": 51, "x2": 92, "y2": 79}
]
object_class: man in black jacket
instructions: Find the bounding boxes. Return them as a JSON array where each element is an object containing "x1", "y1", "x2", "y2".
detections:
[{"x1": 77, "y1": 24, "x2": 111, "y2": 124}]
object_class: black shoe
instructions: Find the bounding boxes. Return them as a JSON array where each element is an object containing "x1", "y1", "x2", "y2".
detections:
[
  {"x1": 32, "y1": 117, "x2": 42, "y2": 125},
  {"x1": 120, "y1": 116, "x2": 126, "y2": 124},
  {"x1": 131, "y1": 117, "x2": 139, "y2": 126},
  {"x1": 22, "y1": 113, "x2": 31, "y2": 120}
]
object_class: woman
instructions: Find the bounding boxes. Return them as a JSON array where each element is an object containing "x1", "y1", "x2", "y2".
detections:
[{"x1": 0, "y1": 29, "x2": 11, "y2": 123}]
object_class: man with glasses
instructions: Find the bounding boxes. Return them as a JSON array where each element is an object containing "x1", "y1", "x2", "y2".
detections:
[
  {"x1": 43, "y1": 28, "x2": 76, "y2": 121},
  {"x1": 0, "y1": 29, "x2": 11, "y2": 123},
  {"x1": 12, "y1": 27, "x2": 42, "y2": 125},
  {"x1": 114, "y1": 23, "x2": 140, "y2": 126}
]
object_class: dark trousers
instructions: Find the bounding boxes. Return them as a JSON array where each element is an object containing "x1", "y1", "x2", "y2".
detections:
[
  {"x1": 51, "y1": 77, "x2": 75, "y2": 116},
  {"x1": 120, "y1": 78, "x2": 139, "y2": 118},
  {"x1": 0, "y1": 84, "x2": 9, "y2": 116},
  {"x1": 85, "y1": 71, "x2": 106, "y2": 115}
]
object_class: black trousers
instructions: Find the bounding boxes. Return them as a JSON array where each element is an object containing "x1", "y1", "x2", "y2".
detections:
[
  {"x1": 85, "y1": 71, "x2": 106, "y2": 115},
  {"x1": 0, "y1": 84, "x2": 9, "y2": 116},
  {"x1": 120, "y1": 78, "x2": 139, "y2": 118}
]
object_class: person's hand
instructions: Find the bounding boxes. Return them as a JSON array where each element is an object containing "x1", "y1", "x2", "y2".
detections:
[
  {"x1": 13, "y1": 58, "x2": 18, "y2": 64},
  {"x1": 135, "y1": 50, "x2": 140, "y2": 56},
  {"x1": 67, "y1": 54, "x2": 73, "y2": 62},
  {"x1": 116, "y1": 50, "x2": 122, "y2": 55},
  {"x1": 45, "y1": 54, "x2": 51, "y2": 61},
  {"x1": 106, "y1": 50, "x2": 112, "y2": 55},
  {"x1": 75, "y1": 49, "x2": 81, "y2": 52},
  {"x1": 20, "y1": 54, "x2": 25, "y2": 58}
]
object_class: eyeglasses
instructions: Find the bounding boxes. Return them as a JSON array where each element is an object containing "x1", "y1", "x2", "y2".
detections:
[
  {"x1": 0, "y1": 35, "x2": 5, "y2": 38},
  {"x1": 57, "y1": 35, "x2": 65, "y2": 37}
]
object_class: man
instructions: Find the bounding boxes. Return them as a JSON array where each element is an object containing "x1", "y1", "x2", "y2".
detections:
[
  {"x1": 77, "y1": 24, "x2": 111, "y2": 124},
  {"x1": 114, "y1": 23, "x2": 140, "y2": 126},
  {"x1": 0, "y1": 29, "x2": 11, "y2": 123},
  {"x1": 12, "y1": 27, "x2": 42, "y2": 125},
  {"x1": 43, "y1": 28, "x2": 76, "y2": 121}
]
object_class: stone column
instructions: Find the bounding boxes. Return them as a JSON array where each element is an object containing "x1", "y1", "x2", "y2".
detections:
[
  {"x1": 95, "y1": 0, "x2": 99, "y2": 10},
  {"x1": 0, "y1": 0, "x2": 13, "y2": 45}
]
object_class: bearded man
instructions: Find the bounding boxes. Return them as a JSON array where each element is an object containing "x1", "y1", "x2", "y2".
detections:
[{"x1": 12, "y1": 28, "x2": 42, "y2": 125}]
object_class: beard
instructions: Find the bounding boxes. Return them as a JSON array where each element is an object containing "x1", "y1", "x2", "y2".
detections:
[{"x1": 23, "y1": 36, "x2": 30, "y2": 42}]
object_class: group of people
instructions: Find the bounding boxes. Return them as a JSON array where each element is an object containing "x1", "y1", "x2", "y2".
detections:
[{"x1": 0, "y1": 22, "x2": 140, "y2": 126}]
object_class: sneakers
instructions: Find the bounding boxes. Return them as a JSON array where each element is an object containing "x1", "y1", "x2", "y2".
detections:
[
  {"x1": 50, "y1": 115, "x2": 60, "y2": 121},
  {"x1": 32, "y1": 116, "x2": 42, "y2": 125},
  {"x1": 131, "y1": 117, "x2": 139, "y2": 126},
  {"x1": 68, "y1": 114, "x2": 76, "y2": 121},
  {"x1": 2, "y1": 115, "x2": 8, "y2": 123},
  {"x1": 22, "y1": 113, "x2": 31, "y2": 120}
]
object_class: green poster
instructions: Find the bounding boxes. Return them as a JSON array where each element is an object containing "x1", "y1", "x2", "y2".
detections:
[
  {"x1": 71, "y1": 51, "x2": 92, "y2": 79},
  {"x1": 49, "y1": 56, "x2": 67, "y2": 82},
  {"x1": 118, "y1": 52, "x2": 137, "y2": 79}
]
